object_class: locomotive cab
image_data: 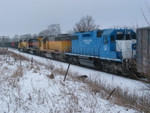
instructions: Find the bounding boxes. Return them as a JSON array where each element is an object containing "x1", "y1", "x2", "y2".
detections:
[
  {"x1": 114, "y1": 30, "x2": 136, "y2": 59},
  {"x1": 100, "y1": 29, "x2": 136, "y2": 61}
]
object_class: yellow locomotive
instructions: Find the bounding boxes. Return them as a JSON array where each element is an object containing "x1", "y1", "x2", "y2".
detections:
[
  {"x1": 18, "y1": 38, "x2": 28, "y2": 52},
  {"x1": 18, "y1": 34, "x2": 77, "y2": 60},
  {"x1": 39, "y1": 34, "x2": 73, "y2": 60}
]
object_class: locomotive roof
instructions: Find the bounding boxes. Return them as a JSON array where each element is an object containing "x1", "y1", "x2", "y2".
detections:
[
  {"x1": 40, "y1": 34, "x2": 77, "y2": 41},
  {"x1": 73, "y1": 29, "x2": 135, "y2": 36}
]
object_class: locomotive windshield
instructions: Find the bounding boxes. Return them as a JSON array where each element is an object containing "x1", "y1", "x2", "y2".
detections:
[
  {"x1": 116, "y1": 34, "x2": 134, "y2": 40},
  {"x1": 116, "y1": 34, "x2": 124, "y2": 40},
  {"x1": 116, "y1": 31, "x2": 136, "y2": 40},
  {"x1": 116, "y1": 34, "x2": 136, "y2": 40}
]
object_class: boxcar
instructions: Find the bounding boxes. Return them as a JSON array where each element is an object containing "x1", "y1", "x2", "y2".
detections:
[
  {"x1": 136, "y1": 27, "x2": 150, "y2": 75},
  {"x1": 12, "y1": 42, "x2": 18, "y2": 48}
]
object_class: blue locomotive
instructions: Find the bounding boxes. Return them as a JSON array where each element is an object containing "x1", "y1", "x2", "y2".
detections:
[{"x1": 66, "y1": 29, "x2": 136, "y2": 74}]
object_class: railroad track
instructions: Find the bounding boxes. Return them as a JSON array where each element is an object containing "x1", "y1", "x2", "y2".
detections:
[{"x1": 9, "y1": 48, "x2": 148, "y2": 83}]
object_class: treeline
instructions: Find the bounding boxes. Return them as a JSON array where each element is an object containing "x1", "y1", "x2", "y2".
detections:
[{"x1": 10, "y1": 15, "x2": 98, "y2": 42}]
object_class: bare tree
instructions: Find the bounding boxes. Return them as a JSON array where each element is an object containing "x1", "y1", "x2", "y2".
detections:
[
  {"x1": 67, "y1": 30, "x2": 74, "y2": 35},
  {"x1": 73, "y1": 15, "x2": 99, "y2": 32},
  {"x1": 48, "y1": 24, "x2": 61, "y2": 35},
  {"x1": 113, "y1": 25, "x2": 138, "y2": 32},
  {"x1": 12, "y1": 34, "x2": 19, "y2": 42},
  {"x1": 19, "y1": 34, "x2": 32, "y2": 40},
  {"x1": 38, "y1": 29, "x2": 50, "y2": 37},
  {"x1": 38, "y1": 24, "x2": 61, "y2": 37},
  {"x1": 32, "y1": 34, "x2": 38, "y2": 39}
]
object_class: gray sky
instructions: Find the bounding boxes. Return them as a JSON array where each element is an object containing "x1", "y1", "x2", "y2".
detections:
[{"x1": 0, "y1": 0, "x2": 149, "y2": 38}]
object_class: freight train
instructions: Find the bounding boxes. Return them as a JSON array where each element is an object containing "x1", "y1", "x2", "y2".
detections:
[
  {"x1": 17, "y1": 28, "x2": 138, "y2": 77},
  {"x1": 2, "y1": 28, "x2": 149, "y2": 79}
]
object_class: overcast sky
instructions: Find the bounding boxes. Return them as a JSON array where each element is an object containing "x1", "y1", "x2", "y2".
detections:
[{"x1": 0, "y1": 0, "x2": 149, "y2": 38}]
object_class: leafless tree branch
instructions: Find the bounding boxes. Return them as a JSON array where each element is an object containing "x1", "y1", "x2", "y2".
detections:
[{"x1": 73, "y1": 15, "x2": 99, "y2": 32}]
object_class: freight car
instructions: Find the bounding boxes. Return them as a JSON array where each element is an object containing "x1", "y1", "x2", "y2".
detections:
[
  {"x1": 11, "y1": 42, "x2": 18, "y2": 49},
  {"x1": 136, "y1": 27, "x2": 150, "y2": 80},
  {"x1": 0, "y1": 41, "x2": 18, "y2": 49}
]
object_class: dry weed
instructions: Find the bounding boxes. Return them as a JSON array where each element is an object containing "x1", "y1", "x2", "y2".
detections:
[
  {"x1": 8, "y1": 51, "x2": 29, "y2": 61},
  {"x1": 4, "y1": 50, "x2": 149, "y2": 112},
  {"x1": 35, "y1": 65, "x2": 40, "y2": 71},
  {"x1": 112, "y1": 87, "x2": 150, "y2": 113},
  {"x1": 71, "y1": 75, "x2": 150, "y2": 113},
  {"x1": 53, "y1": 67, "x2": 66, "y2": 76},
  {"x1": 12, "y1": 66, "x2": 23, "y2": 78},
  {"x1": 47, "y1": 63, "x2": 55, "y2": 71},
  {"x1": 47, "y1": 73, "x2": 55, "y2": 79},
  {"x1": 33, "y1": 69, "x2": 38, "y2": 73},
  {"x1": 32, "y1": 64, "x2": 40, "y2": 73}
]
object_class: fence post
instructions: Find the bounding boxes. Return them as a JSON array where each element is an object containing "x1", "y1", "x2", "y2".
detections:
[
  {"x1": 106, "y1": 88, "x2": 116, "y2": 100},
  {"x1": 31, "y1": 57, "x2": 33, "y2": 67},
  {"x1": 63, "y1": 63, "x2": 71, "y2": 82}
]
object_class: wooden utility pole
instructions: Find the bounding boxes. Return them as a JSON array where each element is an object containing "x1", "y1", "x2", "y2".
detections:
[{"x1": 2, "y1": 36, "x2": 5, "y2": 57}]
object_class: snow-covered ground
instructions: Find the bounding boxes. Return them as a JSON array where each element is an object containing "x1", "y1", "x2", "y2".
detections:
[
  {"x1": 0, "y1": 48, "x2": 149, "y2": 113},
  {"x1": 10, "y1": 49, "x2": 150, "y2": 97}
]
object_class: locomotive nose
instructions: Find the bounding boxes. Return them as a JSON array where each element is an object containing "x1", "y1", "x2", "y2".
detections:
[{"x1": 116, "y1": 40, "x2": 136, "y2": 59}]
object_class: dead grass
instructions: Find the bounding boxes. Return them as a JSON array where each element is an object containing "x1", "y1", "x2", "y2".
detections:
[
  {"x1": 47, "y1": 63, "x2": 55, "y2": 71},
  {"x1": 112, "y1": 87, "x2": 150, "y2": 113},
  {"x1": 56, "y1": 69, "x2": 149, "y2": 113},
  {"x1": 80, "y1": 76, "x2": 150, "y2": 113},
  {"x1": 0, "y1": 48, "x2": 8, "y2": 55},
  {"x1": 47, "y1": 73, "x2": 55, "y2": 79},
  {"x1": 52, "y1": 65, "x2": 66, "y2": 76},
  {"x1": 35, "y1": 65, "x2": 40, "y2": 71},
  {"x1": 2, "y1": 50, "x2": 149, "y2": 112},
  {"x1": 8, "y1": 51, "x2": 29, "y2": 61},
  {"x1": 33, "y1": 69, "x2": 38, "y2": 73},
  {"x1": 12, "y1": 66, "x2": 23, "y2": 78}
]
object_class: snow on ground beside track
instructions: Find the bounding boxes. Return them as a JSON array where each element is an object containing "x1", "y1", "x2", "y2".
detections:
[
  {"x1": 9, "y1": 48, "x2": 150, "y2": 97},
  {"x1": 0, "y1": 50, "x2": 139, "y2": 113}
]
